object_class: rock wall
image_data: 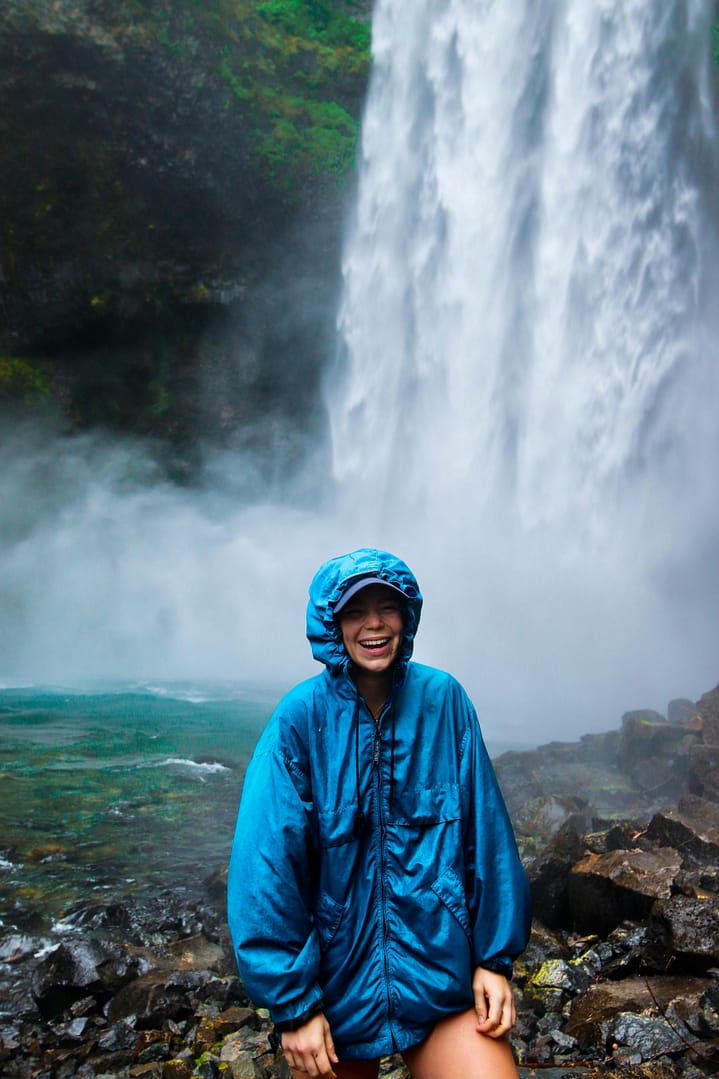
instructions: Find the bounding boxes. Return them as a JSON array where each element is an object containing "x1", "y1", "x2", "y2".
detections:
[{"x1": 0, "y1": 1, "x2": 372, "y2": 462}]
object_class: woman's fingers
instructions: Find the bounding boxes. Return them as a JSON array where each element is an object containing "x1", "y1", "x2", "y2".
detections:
[
  {"x1": 282, "y1": 1013, "x2": 339, "y2": 1078},
  {"x1": 472, "y1": 966, "x2": 516, "y2": 1038}
]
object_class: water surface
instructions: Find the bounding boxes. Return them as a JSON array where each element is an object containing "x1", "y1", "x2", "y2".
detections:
[{"x1": 0, "y1": 683, "x2": 271, "y2": 931}]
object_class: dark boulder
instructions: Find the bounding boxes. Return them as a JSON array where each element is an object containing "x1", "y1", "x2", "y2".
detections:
[
  {"x1": 523, "y1": 808, "x2": 591, "y2": 929},
  {"x1": 688, "y1": 744, "x2": 719, "y2": 802},
  {"x1": 645, "y1": 795, "x2": 719, "y2": 862},
  {"x1": 564, "y1": 975, "x2": 712, "y2": 1046},
  {"x1": 107, "y1": 969, "x2": 197, "y2": 1027},
  {"x1": 568, "y1": 848, "x2": 681, "y2": 936},
  {"x1": 514, "y1": 794, "x2": 590, "y2": 840},
  {"x1": 651, "y1": 896, "x2": 719, "y2": 968},
  {"x1": 31, "y1": 938, "x2": 147, "y2": 1018}
]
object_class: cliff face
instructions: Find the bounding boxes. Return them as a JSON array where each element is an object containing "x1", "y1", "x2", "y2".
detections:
[{"x1": 0, "y1": 0, "x2": 371, "y2": 464}]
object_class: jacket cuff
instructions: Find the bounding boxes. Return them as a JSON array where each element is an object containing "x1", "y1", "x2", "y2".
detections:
[
  {"x1": 477, "y1": 958, "x2": 513, "y2": 979},
  {"x1": 274, "y1": 998, "x2": 325, "y2": 1033}
]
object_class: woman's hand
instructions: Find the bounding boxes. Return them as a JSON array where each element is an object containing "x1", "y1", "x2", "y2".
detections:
[
  {"x1": 472, "y1": 966, "x2": 516, "y2": 1038},
  {"x1": 281, "y1": 1012, "x2": 339, "y2": 1078}
]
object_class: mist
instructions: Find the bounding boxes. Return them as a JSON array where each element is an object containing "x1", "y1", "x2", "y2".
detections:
[
  {"x1": 1, "y1": 409, "x2": 718, "y2": 747},
  {"x1": 3, "y1": 0, "x2": 719, "y2": 747}
]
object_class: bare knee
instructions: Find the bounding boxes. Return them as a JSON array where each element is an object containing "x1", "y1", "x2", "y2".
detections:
[{"x1": 403, "y1": 1008, "x2": 519, "y2": 1079}]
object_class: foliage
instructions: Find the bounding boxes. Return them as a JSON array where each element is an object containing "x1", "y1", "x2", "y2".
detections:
[
  {"x1": 127, "y1": 0, "x2": 371, "y2": 190},
  {"x1": 0, "y1": 356, "x2": 51, "y2": 404}
]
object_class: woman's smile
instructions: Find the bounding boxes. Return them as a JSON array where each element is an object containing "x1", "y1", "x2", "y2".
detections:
[{"x1": 337, "y1": 584, "x2": 404, "y2": 675}]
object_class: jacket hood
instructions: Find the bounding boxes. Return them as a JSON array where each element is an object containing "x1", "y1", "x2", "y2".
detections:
[{"x1": 307, "y1": 548, "x2": 423, "y2": 675}]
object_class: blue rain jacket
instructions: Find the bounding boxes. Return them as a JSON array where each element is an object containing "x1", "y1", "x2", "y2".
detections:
[{"x1": 228, "y1": 548, "x2": 531, "y2": 1060}]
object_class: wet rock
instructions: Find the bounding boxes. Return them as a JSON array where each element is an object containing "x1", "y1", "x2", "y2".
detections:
[
  {"x1": 577, "y1": 729, "x2": 621, "y2": 765},
  {"x1": 525, "y1": 814, "x2": 589, "y2": 929},
  {"x1": 164, "y1": 935, "x2": 225, "y2": 972},
  {"x1": 31, "y1": 938, "x2": 143, "y2": 1018},
  {"x1": 514, "y1": 794, "x2": 589, "y2": 839},
  {"x1": 688, "y1": 745, "x2": 719, "y2": 802},
  {"x1": 496, "y1": 733, "x2": 642, "y2": 819},
  {"x1": 603, "y1": 1010, "x2": 694, "y2": 1062},
  {"x1": 651, "y1": 896, "x2": 719, "y2": 966},
  {"x1": 616, "y1": 711, "x2": 696, "y2": 800},
  {"x1": 667, "y1": 699, "x2": 699, "y2": 725},
  {"x1": 96, "y1": 1017, "x2": 138, "y2": 1052},
  {"x1": 564, "y1": 976, "x2": 712, "y2": 1045},
  {"x1": 699, "y1": 981, "x2": 719, "y2": 1035},
  {"x1": 0, "y1": 933, "x2": 37, "y2": 964},
  {"x1": 618, "y1": 710, "x2": 684, "y2": 765},
  {"x1": 568, "y1": 847, "x2": 682, "y2": 935},
  {"x1": 591, "y1": 922, "x2": 654, "y2": 979},
  {"x1": 697, "y1": 684, "x2": 719, "y2": 744},
  {"x1": 49, "y1": 1015, "x2": 91, "y2": 1041},
  {"x1": 192, "y1": 1051, "x2": 222, "y2": 1078},
  {"x1": 584, "y1": 820, "x2": 648, "y2": 854},
  {"x1": 193, "y1": 1007, "x2": 258, "y2": 1054},
  {"x1": 108, "y1": 970, "x2": 196, "y2": 1028},
  {"x1": 131, "y1": 1062, "x2": 166, "y2": 1078},
  {"x1": 162, "y1": 1060, "x2": 193, "y2": 1079},
  {"x1": 219, "y1": 1040, "x2": 261, "y2": 1079},
  {"x1": 526, "y1": 956, "x2": 594, "y2": 1013},
  {"x1": 136, "y1": 1040, "x2": 172, "y2": 1065},
  {"x1": 135, "y1": 1028, "x2": 172, "y2": 1063},
  {"x1": 645, "y1": 796, "x2": 719, "y2": 862},
  {"x1": 65, "y1": 893, "x2": 224, "y2": 950}
]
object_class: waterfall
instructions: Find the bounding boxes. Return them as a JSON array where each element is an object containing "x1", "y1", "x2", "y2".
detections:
[
  {"x1": 328, "y1": 0, "x2": 719, "y2": 732},
  {"x1": 333, "y1": 0, "x2": 718, "y2": 525}
]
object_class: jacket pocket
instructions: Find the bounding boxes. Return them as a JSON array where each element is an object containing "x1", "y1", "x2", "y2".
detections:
[
  {"x1": 316, "y1": 804, "x2": 359, "y2": 849},
  {"x1": 430, "y1": 867, "x2": 471, "y2": 941},
  {"x1": 314, "y1": 890, "x2": 347, "y2": 950},
  {"x1": 392, "y1": 782, "x2": 462, "y2": 827}
]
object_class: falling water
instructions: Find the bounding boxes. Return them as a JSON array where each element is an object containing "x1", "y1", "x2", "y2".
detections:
[{"x1": 328, "y1": 0, "x2": 719, "y2": 732}]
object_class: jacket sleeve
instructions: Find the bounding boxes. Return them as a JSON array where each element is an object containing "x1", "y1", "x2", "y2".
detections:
[
  {"x1": 459, "y1": 695, "x2": 532, "y2": 977},
  {"x1": 227, "y1": 727, "x2": 323, "y2": 1025}
]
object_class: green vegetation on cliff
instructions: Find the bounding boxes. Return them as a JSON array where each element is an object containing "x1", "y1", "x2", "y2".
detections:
[
  {"x1": 0, "y1": 0, "x2": 372, "y2": 447},
  {"x1": 128, "y1": 0, "x2": 371, "y2": 188},
  {"x1": 0, "y1": 356, "x2": 51, "y2": 405}
]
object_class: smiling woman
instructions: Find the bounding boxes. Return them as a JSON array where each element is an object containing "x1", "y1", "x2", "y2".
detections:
[
  {"x1": 335, "y1": 584, "x2": 404, "y2": 716},
  {"x1": 227, "y1": 547, "x2": 532, "y2": 1079}
]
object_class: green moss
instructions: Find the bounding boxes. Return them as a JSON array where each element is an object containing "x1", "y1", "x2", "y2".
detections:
[
  {"x1": 0, "y1": 356, "x2": 51, "y2": 404},
  {"x1": 193, "y1": 1049, "x2": 221, "y2": 1072},
  {"x1": 124, "y1": 0, "x2": 370, "y2": 191}
]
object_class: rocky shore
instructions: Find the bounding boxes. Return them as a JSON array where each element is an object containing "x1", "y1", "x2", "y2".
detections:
[{"x1": 2, "y1": 684, "x2": 718, "y2": 1078}]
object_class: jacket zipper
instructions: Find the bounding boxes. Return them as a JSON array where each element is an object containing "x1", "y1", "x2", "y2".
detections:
[{"x1": 373, "y1": 714, "x2": 394, "y2": 1038}]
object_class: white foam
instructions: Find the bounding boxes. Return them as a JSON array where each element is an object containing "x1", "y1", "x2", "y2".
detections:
[{"x1": 156, "y1": 757, "x2": 231, "y2": 775}]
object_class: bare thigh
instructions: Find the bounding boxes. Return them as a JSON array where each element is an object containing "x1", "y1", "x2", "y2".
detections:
[
  {"x1": 402, "y1": 1008, "x2": 519, "y2": 1079},
  {"x1": 290, "y1": 1062, "x2": 379, "y2": 1079}
]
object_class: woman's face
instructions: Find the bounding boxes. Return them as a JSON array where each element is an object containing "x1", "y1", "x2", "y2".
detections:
[{"x1": 337, "y1": 584, "x2": 404, "y2": 676}]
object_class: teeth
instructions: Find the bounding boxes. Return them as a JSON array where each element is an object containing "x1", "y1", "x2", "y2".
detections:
[{"x1": 361, "y1": 638, "x2": 389, "y2": 649}]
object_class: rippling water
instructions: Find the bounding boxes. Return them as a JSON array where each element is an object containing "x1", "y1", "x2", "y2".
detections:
[{"x1": 0, "y1": 683, "x2": 274, "y2": 933}]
